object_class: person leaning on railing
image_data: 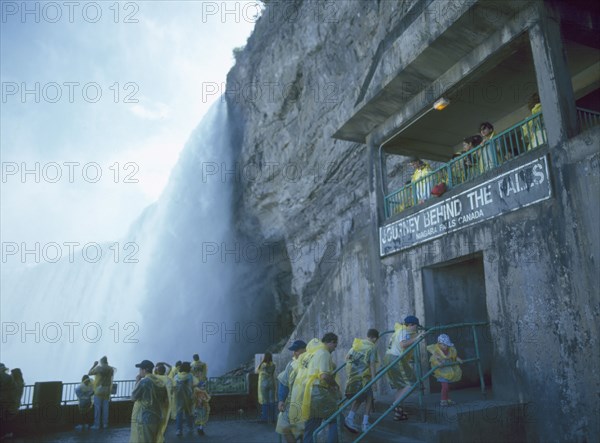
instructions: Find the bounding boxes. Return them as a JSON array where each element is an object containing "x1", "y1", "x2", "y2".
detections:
[
  {"x1": 479, "y1": 122, "x2": 498, "y2": 169},
  {"x1": 75, "y1": 375, "x2": 94, "y2": 430},
  {"x1": 457, "y1": 135, "x2": 484, "y2": 183},
  {"x1": 409, "y1": 158, "x2": 433, "y2": 205},
  {"x1": 522, "y1": 93, "x2": 545, "y2": 151}
]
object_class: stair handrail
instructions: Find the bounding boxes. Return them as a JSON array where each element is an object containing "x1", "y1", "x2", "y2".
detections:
[
  {"x1": 332, "y1": 329, "x2": 395, "y2": 377},
  {"x1": 313, "y1": 321, "x2": 489, "y2": 443}
]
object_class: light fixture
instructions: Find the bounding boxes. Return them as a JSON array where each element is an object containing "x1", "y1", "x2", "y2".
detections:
[
  {"x1": 433, "y1": 97, "x2": 450, "y2": 111},
  {"x1": 378, "y1": 96, "x2": 450, "y2": 203}
]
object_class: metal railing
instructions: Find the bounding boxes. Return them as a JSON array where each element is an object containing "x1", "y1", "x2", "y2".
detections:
[
  {"x1": 19, "y1": 374, "x2": 248, "y2": 409},
  {"x1": 384, "y1": 106, "x2": 600, "y2": 218},
  {"x1": 314, "y1": 321, "x2": 489, "y2": 443},
  {"x1": 577, "y1": 107, "x2": 600, "y2": 131},
  {"x1": 18, "y1": 379, "x2": 137, "y2": 409},
  {"x1": 207, "y1": 375, "x2": 248, "y2": 395}
]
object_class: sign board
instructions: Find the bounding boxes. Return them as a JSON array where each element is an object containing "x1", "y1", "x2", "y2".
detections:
[{"x1": 380, "y1": 155, "x2": 552, "y2": 257}]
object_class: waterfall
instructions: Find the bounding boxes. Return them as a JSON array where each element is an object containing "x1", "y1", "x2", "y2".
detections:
[{"x1": 1, "y1": 99, "x2": 270, "y2": 383}]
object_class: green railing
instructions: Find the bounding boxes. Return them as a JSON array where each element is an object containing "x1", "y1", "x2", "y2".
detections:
[
  {"x1": 19, "y1": 379, "x2": 137, "y2": 409},
  {"x1": 207, "y1": 374, "x2": 248, "y2": 395},
  {"x1": 313, "y1": 321, "x2": 489, "y2": 443},
  {"x1": 577, "y1": 107, "x2": 600, "y2": 131},
  {"x1": 384, "y1": 106, "x2": 600, "y2": 219},
  {"x1": 19, "y1": 375, "x2": 248, "y2": 409}
]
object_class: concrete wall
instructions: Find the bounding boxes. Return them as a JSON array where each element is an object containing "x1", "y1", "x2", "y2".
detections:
[{"x1": 288, "y1": 129, "x2": 600, "y2": 442}]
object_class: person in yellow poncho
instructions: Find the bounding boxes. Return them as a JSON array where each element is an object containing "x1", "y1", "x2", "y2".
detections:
[
  {"x1": 174, "y1": 362, "x2": 194, "y2": 436},
  {"x1": 384, "y1": 316, "x2": 425, "y2": 421},
  {"x1": 88, "y1": 356, "x2": 115, "y2": 430},
  {"x1": 153, "y1": 363, "x2": 173, "y2": 443},
  {"x1": 193, "y1": 381, "x2": 211, "y2": 436},
  {"x1": 276, "y1": 340, "x2": 307, "y2": 443},
  {"x1": 191, "y1": 354, "x2": 208, "y2": 383},
  {"x1": 427, "y1": 334, "x2": 463, "y2": 406},
  {"x1": 168, "y1": 361, "x2": 181, "y2": 420},
  {"x1": 129, "y1": 360, "x2": 169, "y2": 443},
  {"x1": 522, "y1": 93, "x2": 545, "y2": 151},
  {"x1": 257, "y1": 352, "x2": 277, "y2": 423},
  {"x1": 343, "y1": 329, "x2": 379, "y2": 434},
  {"x1": 410, "y1": 158, "x2": 433, "y2": 205},
  {"x1": 289, "y1": 333, "x2": 340, "y2": 443}
]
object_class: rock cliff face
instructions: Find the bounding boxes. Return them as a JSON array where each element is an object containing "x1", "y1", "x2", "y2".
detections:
[{"x1": 227, "y1": 0, "x2": 410, "y2": 328}]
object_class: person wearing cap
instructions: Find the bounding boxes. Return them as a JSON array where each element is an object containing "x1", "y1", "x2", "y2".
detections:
[
  {"x1": 130, "y1": 360, "x2": 169, "y2": 443},
  {"x1": 384, "y1": 316, "x2": 425, "y2": 421},
  {"x1": 344, "y1": 329, "x2": 380, "y2": 434},
  {"x1": 173, "y1": 361, "x2": 195, "y2": 436},
  {"x1": 427, "y1": 334, "x2": 463, "y2": 406},
  {"x1": 276, "y1": 339, "x2": 307, "y2": 443},
  {"x1": 88, "y1": 356, "x2": 116, "y2": 430},
  {"x1": 291, "y1": 333, "x2": 340, "y2": 443},
  {"x1": 75, "y1": 375, "x2": 94, "y2": 430}
]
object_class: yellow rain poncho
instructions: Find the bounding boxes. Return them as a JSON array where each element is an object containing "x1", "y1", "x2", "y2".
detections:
[
  {"x1": 191, "y1": 360, "x2": 208, "y2": 383},
  {"x1": 411, "y1": 163, "x2": 432, "y2": 203},
  {"x1": 289, "y1": 339, "x2": 338, "y2": 423},
  {"x1": 522, "y1": 103, "x2": 545, "y2": 150},
  {"x1": 153, "y1": 374, "x2": 172, "y2": 443},
  {"x1": 129, "y1": 374, "x2": 169, "y2": 443},
  {"x1": 426, "y1": 343, "x2": 462, "y2": 383},
  {"x1": 257, "y1": 361, "x2": 276, "y2": 405},
  {"x1": 173, "y1": 371, "x2": 194, "y2": 415},
  {"x1": 193, "y1": 386, "x2": 211, "y2": 426},
  {"x1": 345, "y1": 338, "x2": 377, "y2": 395}
]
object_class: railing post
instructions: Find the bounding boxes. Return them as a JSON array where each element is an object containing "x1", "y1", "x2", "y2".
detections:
[
  {"x1": 411, "y1": 182, "x2": 417, "y2": 206},
  {"x1": 472, "y1": 325, "x2": 486, "y2": 399},
  {"x1": 414, "y1": 345, "x2": 425, "y2": 422}
]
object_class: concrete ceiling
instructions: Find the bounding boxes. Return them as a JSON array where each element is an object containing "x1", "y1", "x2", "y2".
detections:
[{"x1": 382, "y1": 37, "x2": 600, "y2": 161}]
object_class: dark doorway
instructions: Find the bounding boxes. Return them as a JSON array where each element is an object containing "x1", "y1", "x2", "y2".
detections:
[{"x1": 422, "y1": 254, "x2": 492, "y2": 392}]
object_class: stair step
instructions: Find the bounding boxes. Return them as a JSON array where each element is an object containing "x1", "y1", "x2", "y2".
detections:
[{"x1": 357, "y1": 426, "x2": 429, "y2": 443}]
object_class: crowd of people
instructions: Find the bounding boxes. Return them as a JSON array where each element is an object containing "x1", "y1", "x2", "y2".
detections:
[
  {"x1": 69, "y1": 354, "x2": 210, "y2": 441},
  {"x1": 399, "y1": 92, "x2": 544, "y2": 210},
  {"x1": 2, "y1": 322, "x2": 465, "y2": 443},
  {"x1": 267, "y1": 315, "x2": 465, "y2": 443}
]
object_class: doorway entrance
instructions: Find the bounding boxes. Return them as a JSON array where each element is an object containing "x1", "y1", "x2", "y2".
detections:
[{"x1": 422, "y1": 254, "x2": 492, "y2": 391}]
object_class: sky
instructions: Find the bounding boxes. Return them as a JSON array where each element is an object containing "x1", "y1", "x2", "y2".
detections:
[{"x1": 0, "y1": 0, "x2": 259, "y2": 257}]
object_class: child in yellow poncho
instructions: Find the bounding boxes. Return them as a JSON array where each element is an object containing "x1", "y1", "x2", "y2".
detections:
[
  {"x1": 427, "y1": 334, "x2": 463, "y2": 406},
  {"x1": 193, "y1": 382, "x2": 211, "y2": 436}
]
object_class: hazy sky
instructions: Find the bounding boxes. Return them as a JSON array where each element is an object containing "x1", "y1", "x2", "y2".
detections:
[{"x1": 1, "y1": 1, "x2": 258, "y2": 254}]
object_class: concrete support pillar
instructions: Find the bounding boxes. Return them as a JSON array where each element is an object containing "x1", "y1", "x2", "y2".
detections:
[
  {"x1": 365, "y1": 135, "x2": 386, "y2": 331},
  {"x1": 366, "y1": 135, "x2": 385, "y2": 225},
  {"x1": 528, "y1": 1, "x2": 579, "y2": 146}
]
